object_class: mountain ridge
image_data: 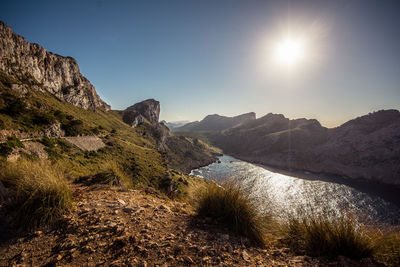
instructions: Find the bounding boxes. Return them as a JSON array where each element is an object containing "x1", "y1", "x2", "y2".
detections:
[
  {"x1": 175, "y1": 112, "x2": 256, "y2": 132},
  {"x1": 0, "y1": 21, "x2": 110, "y2": 111},
  {"x1": 180, "y1": 109, "x2": 400, "y2": 185}
]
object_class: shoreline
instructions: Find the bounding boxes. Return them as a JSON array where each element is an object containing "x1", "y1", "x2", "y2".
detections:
[
  {"x1": 204, "y1": 153, "x2": 400, "y2": 208},
  {"x1": 181, "y1": 152, "x2": 222, "y2": 175}
]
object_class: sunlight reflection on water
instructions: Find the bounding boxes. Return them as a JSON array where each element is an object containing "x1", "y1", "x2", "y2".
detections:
[{"x1": 190, "y1": 155, "x2": 400, "y2": 225}]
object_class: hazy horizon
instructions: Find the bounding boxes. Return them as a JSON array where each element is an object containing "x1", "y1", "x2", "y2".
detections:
[{"x1": 1, "y1": 0, "x2": 399, "y2": 127}]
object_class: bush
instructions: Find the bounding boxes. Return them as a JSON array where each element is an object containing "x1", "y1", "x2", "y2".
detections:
[
  {"x1": 3, "y1": 98, "x2": 27, "y2": 115},
  {"x1": 196, "y1": 182, "x2": 269, "y2": 246},
  {"x1": 284, "y1": 215, "x2": 374, "y2": 259},
  {"x1": 42, "y1": 138, "x2": 72, "y2": 161},
  {"x1": 63, "y1": 119, "x2": 83, "y2": 136},
  {"x1": 0, "y1": 159, "x2": 72, "y2": 229},
  {"x1": 91, "y1": 125, "x2": 104, "y2": 135},
  {"x1": 0, "y1": 136, "x2": 23, "y2": 156},
  {"x1": 54, "y1": 110, "x2": 67, "y2": 124},
  {"x1": 32, "y1": 112, "x2": 56, "y2": 125},
  {"x1": 40, "y1": 136, "x2": 55, "y2": 147}
]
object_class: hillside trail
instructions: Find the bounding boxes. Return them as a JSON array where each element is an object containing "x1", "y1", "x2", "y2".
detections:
[{"x1": 0, "y1": 183, "x2": 378, "y2": 266}]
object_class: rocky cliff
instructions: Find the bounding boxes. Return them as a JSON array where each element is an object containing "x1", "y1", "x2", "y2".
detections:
[
  {"x1": 176, "y1": 112, "x2": 256, "y2": 132},
  {"x1": 122, "y1": 99, "x2": 160, "y2": 127},
  {"x1": 0, "y1": 21, "x2": 110, "y2": 111},
  {"x1": 120, "y1": 99, "x2": 218, "y2": 172}
]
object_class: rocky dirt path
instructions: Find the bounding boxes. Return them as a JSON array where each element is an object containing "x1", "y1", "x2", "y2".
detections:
[{"x1": 0, "y1": 184, "x2": 375, "y2": 266}]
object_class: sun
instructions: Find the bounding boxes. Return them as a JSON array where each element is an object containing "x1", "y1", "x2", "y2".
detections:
[{"x1": 274, "y1": 37, "x2": 306, "y2": 67}]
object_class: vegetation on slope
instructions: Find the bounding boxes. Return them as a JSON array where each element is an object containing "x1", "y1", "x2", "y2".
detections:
[
  {"x1": 0, "y1": 159, "x2": 72, "y2": 229},
  {"x1": 284, "y1": 215, "x2": 374, "y2": 259},
  {"x1": 196, "y1": 182, "x2": 271, "y2": 246},
  {"x1": 0, "y1": 69, "x2": 219, "y2": 231}
]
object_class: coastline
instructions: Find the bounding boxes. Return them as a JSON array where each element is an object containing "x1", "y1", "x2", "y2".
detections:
[
  {"x1": 180, "y1": 152, "x2": 222, "y2": 175},
  {"x1": 218, "y1": 153, "x2": 400, "y2": 208}
]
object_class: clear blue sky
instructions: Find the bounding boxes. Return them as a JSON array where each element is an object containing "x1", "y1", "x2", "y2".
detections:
[{"x1": 1, "y1": 0, "x2": 399, "y2": 127}]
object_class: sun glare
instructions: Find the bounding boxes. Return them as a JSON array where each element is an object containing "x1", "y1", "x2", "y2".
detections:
[{"x1": 274, "y1": 37, "x2": 306, "y2": 67}]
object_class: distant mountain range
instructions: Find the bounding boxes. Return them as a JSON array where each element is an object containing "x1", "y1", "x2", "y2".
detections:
[
  {"x1": 174, "y1": 112, "x2": 256, "y2": 132},
  {"x1": 161, "y1": 120, "x2": 190, "y2": 131},
  {"x1": 178, "y1": 110, "x2": 400, "y2": 185}
]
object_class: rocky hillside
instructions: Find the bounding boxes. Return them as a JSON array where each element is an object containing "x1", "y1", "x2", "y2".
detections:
[
  {"x1": 176, "y1": 112, "x2": 256, "y2": 132},
  {"x1": 185, "y1": 110, "x2": 400, "y2": 185},
  {"x1": 0, "y1": 21, "x2": 109, "y2": 111},
  {"x1": 311, "y1": 110, "x2": 400, "y2": 185},
  {"x1": 117, "y1": 98, "x2": 220, "y2": 173},
  {"x1": 2, "y1": 181, "x2": 364, "y2": 266}
]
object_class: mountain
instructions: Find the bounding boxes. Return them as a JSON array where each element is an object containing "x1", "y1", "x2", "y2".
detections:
[
  {"x1": 160, "y1": 120, "x2": 190, "y2": 131},
  {"x1": 0, "y1": 20, "x2": 218, "y2": 180},
  {"x1": 211, "y1": 113, "x2": 327, "y2": 156},
  {"x1": 186, "y1": 110, "x2": 400, "y2": 185},
  {"x1": 122, "y1": 99, "x2": 160, "y2": 127},
  {"x1": 176, "y1": 112, "x2": 256, "y2": 132},
  {"x1": 0, "y1": 21, "x2": 109, "y2": 111}
]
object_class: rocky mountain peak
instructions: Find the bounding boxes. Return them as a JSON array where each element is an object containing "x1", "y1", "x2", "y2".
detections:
[
  {"x1": 0, "y1": 21, "x2": 110, "y2": 111},
  {"x1": 122, "y1": 99, "x2": 160, "y2": 127}
]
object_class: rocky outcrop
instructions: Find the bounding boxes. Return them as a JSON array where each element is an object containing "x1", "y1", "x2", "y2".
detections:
[
  {"x1": 176, "y1": 112, "x2": 256, "y2": 132},
  {"x1": 122, "y1": 99, "x2": 160, "y2": 127},
  {"x1": 123, "y1": 113, "x2": 146, "y2": 128},
  {"x1": 199, "y1": 110, "x2": 400, "y2": 185},
  {"x1": 0, "y1": 21, "x2": 110, "y2": 111}
]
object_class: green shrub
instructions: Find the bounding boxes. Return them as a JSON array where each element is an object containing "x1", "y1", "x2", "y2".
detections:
[
  {"x1": 0, "y1": 136, "x2": 23, "y2": 156},
  {"x1": 91, "y1": 127, "x2": 100, "y2": 135},
  {"x1": 63, "y1": 119, "x2": 83, "y2": 136},
  {"x1": 196, "y1": 182, "x2": 269, "y2": 246},
  {"x1": 91, "y1": 125, "x2": 104, "y2": 135},
  {"x1": 33, "y1": 112, "x2": 56, "y2": 125},
  {"x1": 54, "y1": 110, "x2": 67, "y2": 123},
  {"x1": 42, "y1": 138, "x2": 72, "y2": 161},
  {"x1": 40, "y1": 136, "x2": 55, "y2": 147},
  {"x1": 284, "y1": 215, "x2": 374, "y2": 259},
  {"x1": 3, "y1": 98, "x2": 27, "y2": 115},
  {"x1": 0, "y1": 159, "x2": 72, "y2": 229}
]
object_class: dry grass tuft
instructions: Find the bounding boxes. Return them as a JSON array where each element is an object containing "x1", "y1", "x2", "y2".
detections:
[
  {"x1": 284, "y1": 214, "x2": 375, "y2": 259},
  {"x1": 0, "y1": 159, "x2": 72, "y2": 229},
  {"x1": 196, "y1": 181, "x2": 270, "y2": 246},
  {"x1": 370, "y1": 227, "x2": 400, "y2": 266},
  {"x1": 74, "y1": 161, "x2": 133, "y2": 188}
]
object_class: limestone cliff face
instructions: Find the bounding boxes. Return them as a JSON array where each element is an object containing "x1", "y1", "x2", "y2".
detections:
[
  {"x1": 122, "y1": 99, "x2": 160, "y2": 126},
  {"x1": 0, "y1": 21, "x2": 110, "y2": 111}
]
